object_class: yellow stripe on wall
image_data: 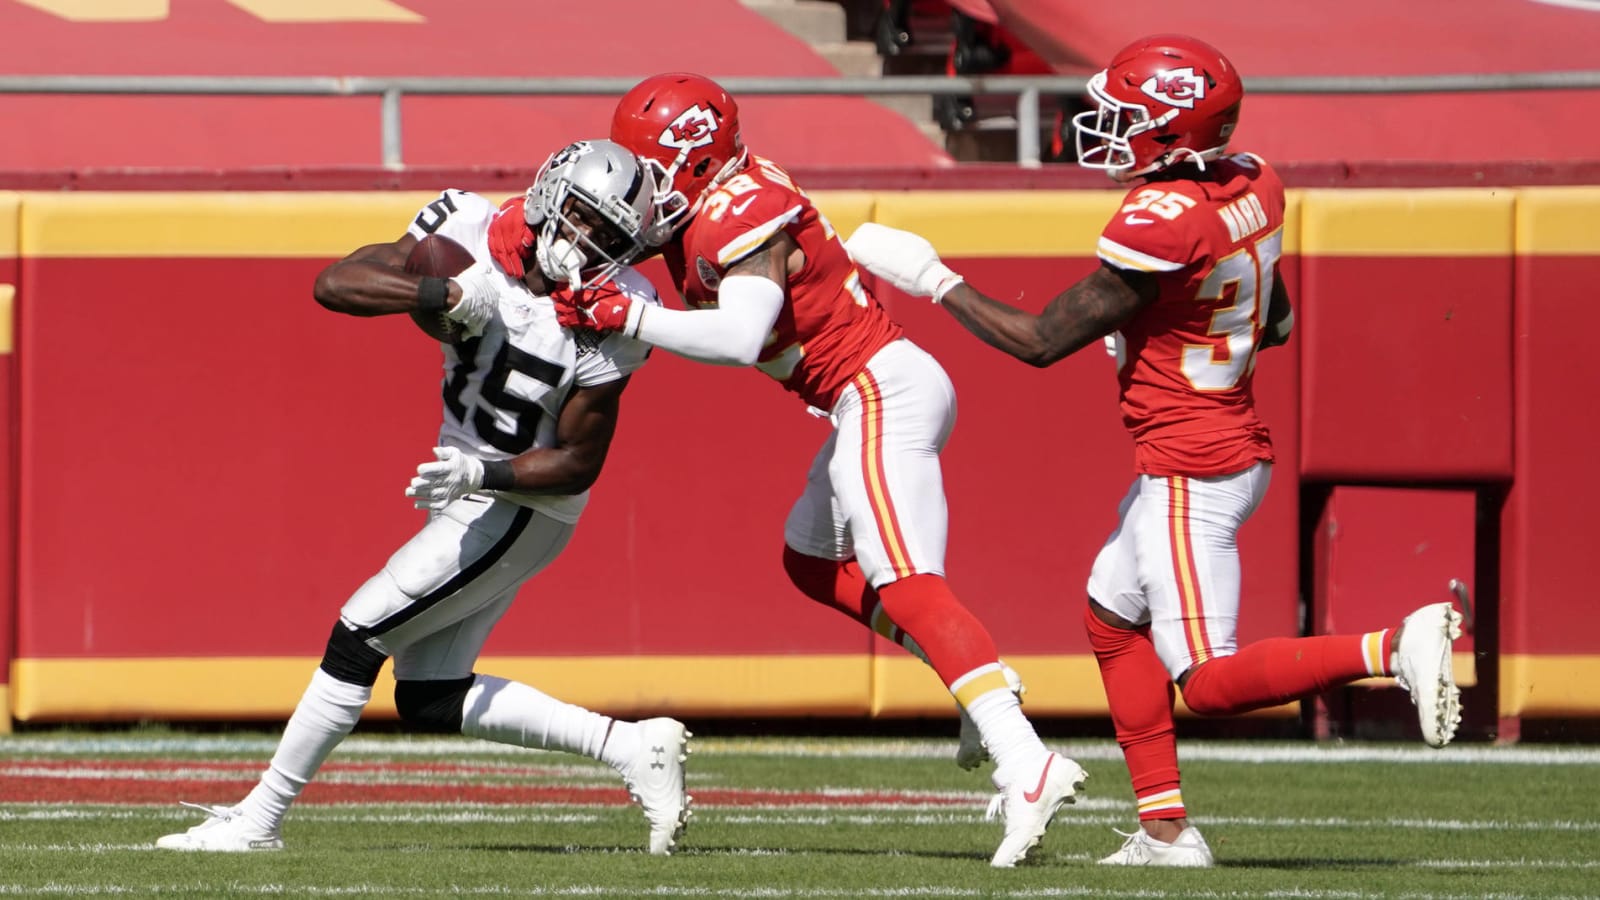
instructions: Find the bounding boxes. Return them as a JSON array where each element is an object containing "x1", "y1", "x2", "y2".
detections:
[
  {"x1": 874, "y1": 191, "x2": 1123, "y2": 257},
  {"x1": 1515, "y1": 188, "x2": 1600, "y2": 255},
  {"x1": 1329, "y1": 651, "x2": 1478, "y2": 691},
  {"x1": 14, "y1": 191, "x2": 877, "y2": 260},
  {"x1": 0, "y1": 285, "x2": 13, "y2": 354},
  {"x1": 1300, "y1": 189, "x2": 1514, "y2": 256},
  {"x1": 11, "y1": 655, "x2": 874, "y2": 721},
  {"x1": 19, "y1": 649, "x2": 1556, "y2": 722},
  {"x1": 0, "y1": 192, "x2": 18, "y2": 261},
  {"x1": 871, "y1": 189, "x2": 1304, "y2": 259},
  {"x1": 871, "y1": 654, "x2": 1296, "y2": 718},
  {"x1": 19, "y1": 188, "x2": 1594, "y2": 263},
  {"x1": 810, "y1": 191, "x2": 876, "y2": 248},
  {"x1": 1501, "y1": 654, "x2": 1600, "y2": 716},
  {"x1": 19, "y1": 192, "x2": 444, "y2": 258}
]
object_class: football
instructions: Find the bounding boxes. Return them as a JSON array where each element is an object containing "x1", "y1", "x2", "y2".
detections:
[{"x1": 404, "y1": 233, "x2": 478, "y2": 342}]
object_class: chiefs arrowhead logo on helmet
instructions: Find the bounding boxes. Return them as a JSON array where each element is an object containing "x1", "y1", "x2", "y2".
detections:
[
  {"x1": 1140, "y1": 67, "x2": 1207, "y2": 110},
  {"x1": 660, "y1": 105, "x2": 721, "y2": 152}
]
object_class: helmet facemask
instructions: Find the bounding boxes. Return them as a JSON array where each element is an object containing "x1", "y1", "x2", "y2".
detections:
[
  {"x1": 1073, "y1": 71, "x2": 1180, "y2": 181},
  {"x1": 638, "y1": 143, "x2": 748, "y2": 246},
  {"x1": 635, "y1": 154, "x2": 691, "y2": 246},
  {"x1": 524, "y1": 140, "x2": 657, "y2": 290}
]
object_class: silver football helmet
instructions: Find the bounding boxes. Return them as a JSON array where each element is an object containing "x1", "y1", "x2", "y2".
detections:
[{"x1": 524, "y1": 139, "x2": 657, "y2": 290}]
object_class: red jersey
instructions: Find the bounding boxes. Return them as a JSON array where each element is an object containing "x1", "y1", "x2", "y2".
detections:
[
  {"x1": 665, "y1": 154, "x2": 902, "y2": 410},
  {"x1": 1096, "y1": 154, "x2": 1286, "y2": 477}
]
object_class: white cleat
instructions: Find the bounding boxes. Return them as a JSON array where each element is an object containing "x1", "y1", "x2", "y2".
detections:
[
  {"x1": 154, "y1": 803, "x2": 283, "y2": 852},
  {"x1": 624, "y1": 717, "x2": 692, "y2": 855},
  {"x1": 1393, "y1": 601, "x2": 1464, "y2": 748},
  {"x1": 955, "y1": 661, "x2": 1025, "y2": 771},
  {"x1": 985, "y1": 751, "x2": 1087, "y2": 867},
  {"x1": 1098, "y1": 826, "x2": 1214, "y2": 867}
]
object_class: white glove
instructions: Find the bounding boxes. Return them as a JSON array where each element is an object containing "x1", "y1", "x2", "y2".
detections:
[
  {"x1": 844, "y1": 222, "x2": 965, "y2": 303},
  {"x1": 405, "y1": 446, "x2": 485, "y2": 510},
  {"x1": 445, "y1": 260, "x2": 500, "y2": 338}
]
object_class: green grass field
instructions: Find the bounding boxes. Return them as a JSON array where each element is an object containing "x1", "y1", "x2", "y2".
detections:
[{"x1": 3, "y1": 728, "x2": 1598, "y2": 898}]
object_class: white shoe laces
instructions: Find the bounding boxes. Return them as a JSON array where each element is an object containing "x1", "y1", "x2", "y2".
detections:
[
  {"x1": 1106, "y1": 828, "x2": 1150, "y2": 862},
  {"x1": 984, "y1": 791, "x2": 1006, "y2": 822},
  {"x1": 177, "y1": 801, "x2": 235, "y2": 821}
]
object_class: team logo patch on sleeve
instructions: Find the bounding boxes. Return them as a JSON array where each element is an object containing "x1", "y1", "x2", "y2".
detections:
[{"x1": 695, "y1": 256, "x2": 722, "y2": 291}]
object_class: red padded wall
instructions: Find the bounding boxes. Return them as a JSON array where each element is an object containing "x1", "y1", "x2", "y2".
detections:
[
  {"x1": 1298, "y1": 192, "x2": 1514, "y2": 481},
  {"x1": 1504, "y1": 191, "x2": 1600, "y2": 659}
]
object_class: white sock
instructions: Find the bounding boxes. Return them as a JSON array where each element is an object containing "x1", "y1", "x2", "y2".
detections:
[
  {"x1": 965, "y1": 686, "x2": 1046, "y2": 785},
  {"x1": 238, "y1": 668, "x2": 371, "y2": 832},
  {"x1": 460, "y1": 674, "x2": 630, "y2": 768}
]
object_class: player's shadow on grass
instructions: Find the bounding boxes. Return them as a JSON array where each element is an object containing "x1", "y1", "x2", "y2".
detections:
[{"x1": 1234, "y1": 858, "x2": 1404, "y2": 870}]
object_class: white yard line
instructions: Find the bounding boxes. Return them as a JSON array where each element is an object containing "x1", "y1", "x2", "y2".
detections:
[
  {"x1": 0, "y1": 883, "x2": 1593, "y2": 899},
  {"x1": 4, "y1": 736, "x2": 1600, "y2": 765},
  {"x1": 5, "y1": 804, "x2": 1599, "y2": 834}
]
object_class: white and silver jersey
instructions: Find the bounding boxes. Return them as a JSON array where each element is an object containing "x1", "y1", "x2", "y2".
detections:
[{"x1": 405, "y1": 189, "x2": 658, "y2": 523}]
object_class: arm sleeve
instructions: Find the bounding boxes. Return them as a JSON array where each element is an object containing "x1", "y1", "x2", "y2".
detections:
[{"x1": 633, "y1": 275, "x2": 783, "y2": 366}]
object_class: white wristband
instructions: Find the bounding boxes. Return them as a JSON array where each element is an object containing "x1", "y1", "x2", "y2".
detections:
[
  {"x1": 931, "y1": 272, "x2": 965, "y2": 304},
  {"x1": 623, "y1": 297, "x2": 647, "y2": 339}
]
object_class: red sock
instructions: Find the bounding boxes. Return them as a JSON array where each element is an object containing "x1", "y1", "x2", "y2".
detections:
[
  {"x1": 782, "y1": 545, "x2": 876, "y2": 626},
  {"x1": 1085, "y1": 606, "x2": 1185, "y2": 821},
  {"x1": 874, "y1": 574, "x2": 998, "y2": 687},
  {"x1": 1180, "y1": 630, "x2": 1395, "y2": 717}
]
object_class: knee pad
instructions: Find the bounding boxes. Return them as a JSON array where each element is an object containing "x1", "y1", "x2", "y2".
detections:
[
  {"x1": 319, "y1": 621, "x2": 389, "y2": 687},
  {"x1": 394, "y1": 676, "x2": 476, "y2": 734}
]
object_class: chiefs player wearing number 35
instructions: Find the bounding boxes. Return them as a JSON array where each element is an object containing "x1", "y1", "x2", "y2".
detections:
[
  {"x1": 490, "y1": 74, "x2": 1084, "y2": 868},
  {"x1": 845, "y1": 34, "x2": 1464, "y2": 868}
]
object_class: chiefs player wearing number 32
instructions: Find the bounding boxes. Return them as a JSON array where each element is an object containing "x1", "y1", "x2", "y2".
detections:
[
  {"x1": 490, "y1": 74, "x2": 1085, "y2": 868},
  {"x1": 845, "y1": 34, "x2": 1465, "y2": 868}
]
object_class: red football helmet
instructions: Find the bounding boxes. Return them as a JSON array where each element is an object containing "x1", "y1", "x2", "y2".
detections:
[
  {"x1": 611, "y1": 72, "x2": 748, "y2": 241},
  {"x1": 1073, "y1": 34, "x2": 1244, "y2": 181}
]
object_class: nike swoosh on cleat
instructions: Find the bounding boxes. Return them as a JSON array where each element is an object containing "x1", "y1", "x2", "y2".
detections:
[{"x1": 1022, "y1": 754, "x2": 1055, "y2": 803}]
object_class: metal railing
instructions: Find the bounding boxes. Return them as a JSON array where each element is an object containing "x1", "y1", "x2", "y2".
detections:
[{"x1": 4, "y1": 72, "x2": 1599, "y2": 168}]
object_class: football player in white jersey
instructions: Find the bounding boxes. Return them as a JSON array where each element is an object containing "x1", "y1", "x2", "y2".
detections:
[{"x1": 156, "y1": 140, "x2": 693, "y2": 857}]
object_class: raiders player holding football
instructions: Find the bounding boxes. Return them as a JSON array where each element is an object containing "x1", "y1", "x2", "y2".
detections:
[{"x1": 156, "y1": 140, "x2": 693, "y2": 857}]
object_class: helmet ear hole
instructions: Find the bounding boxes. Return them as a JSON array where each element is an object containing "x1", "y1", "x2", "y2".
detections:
[{"x1": 692, "y1": 159, "x2": 712, "y2": 178}]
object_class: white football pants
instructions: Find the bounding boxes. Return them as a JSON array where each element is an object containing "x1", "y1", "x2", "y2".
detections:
[
  {"x1": 338, "y1": 494, "x2": 574, "y2": 680},
  {"x1": 1087, "y1": 461, "x2": 1271, "y2": 679},
  {"x1": 783, "y1": 338, "x2": 957, "y2": 589}
]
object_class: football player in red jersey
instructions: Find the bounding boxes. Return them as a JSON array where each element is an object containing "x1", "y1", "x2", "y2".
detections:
[
  {"x1": 846, "y1": 35, "x2": 1464, "y2": 867},
  {"x1": 489, "y1": 74, "x2": 1084, "y2": 868}
]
